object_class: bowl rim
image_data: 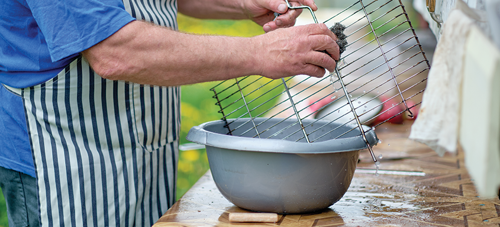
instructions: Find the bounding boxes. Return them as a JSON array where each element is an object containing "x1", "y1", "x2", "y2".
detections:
[{"x1": 186, "y1": 118, "x2": 378, "y2": 154}]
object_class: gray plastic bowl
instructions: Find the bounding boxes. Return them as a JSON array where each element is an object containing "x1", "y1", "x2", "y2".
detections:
[{"x1": 186, "y1": 118, "x2": 377, "y2": 214}]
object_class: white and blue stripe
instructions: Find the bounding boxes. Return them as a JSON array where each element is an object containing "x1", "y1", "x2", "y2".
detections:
[{"x1": 10, "y1": 0, "x2": 180, "y2": 226}]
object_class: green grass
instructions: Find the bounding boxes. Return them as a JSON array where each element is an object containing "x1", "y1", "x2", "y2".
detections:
[{"x1": 0, "y1": 188, "x2": 8, "y2": 227}]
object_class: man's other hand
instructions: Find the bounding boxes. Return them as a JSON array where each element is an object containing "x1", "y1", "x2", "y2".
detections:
[{"x1": 243, "y1": 0, "x2": 318, "y2": 32}]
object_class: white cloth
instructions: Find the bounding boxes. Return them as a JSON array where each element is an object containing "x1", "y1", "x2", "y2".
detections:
[{"x1": 409, "y1": 8, "x2": 477, "y2": 156}]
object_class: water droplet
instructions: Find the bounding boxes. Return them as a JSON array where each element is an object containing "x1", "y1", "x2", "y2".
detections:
[
  {"x1": 363, "y1": 90, "x2": 366, "y2": 93},
  {"x1": 378, "y1": 140, "x2": 382, "y2": 144},
  {"x1": 388, "y1": 143, "x2": 390, "y2": 146},
  {"x1": 331, "y1": 96, "x2": 337, "y2": 99},
  {"x1": 378, "y1": 154, "x2": 383, "y2": 159},
  {"x1": 358, "y1": 101, "x2": 361, "y2": 104},
  {"x1": 375, "y1": 161, "x2": 380, "y2": 176}
]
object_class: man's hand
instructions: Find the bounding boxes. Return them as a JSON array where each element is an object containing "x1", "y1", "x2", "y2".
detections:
[
  {"x1": 83, "y1": 21, "x2": 340, "y2": 87},
  {"x1": 252, "y1": 23, "x2": 340, "y2": 79},
  {"x1": 242, "y1": 0, "x2": 318, "y2": 32}
]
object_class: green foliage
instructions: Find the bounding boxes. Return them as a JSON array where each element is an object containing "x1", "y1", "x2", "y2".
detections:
[
  {"x1": 177, "y1": 82, "x2": 220, "y2": 199},
  {"x1": 0, "y1": 188, "x2": 8, "y2": 227},
  {"x1": 367, "y1": 0, "x2": 422, "y2": 42},
  {"x1": 176, "y1": 15, "x2": 266, "y2": 200},
  {"x1": 177, "y1": 14, "x2": 265, "y2": 37}
]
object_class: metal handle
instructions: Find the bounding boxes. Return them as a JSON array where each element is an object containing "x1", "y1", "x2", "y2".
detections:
[
  {"x1": 274, "y1": 0, "x2": 318, "y2": 23},
  {"x1": 426, "y1": 0, "x2": 443, "y2": 27}
]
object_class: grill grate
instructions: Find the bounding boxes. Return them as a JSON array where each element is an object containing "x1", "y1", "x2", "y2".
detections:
[{"x1": 209, "y1": 0, "x2": 430, "y2": 162}]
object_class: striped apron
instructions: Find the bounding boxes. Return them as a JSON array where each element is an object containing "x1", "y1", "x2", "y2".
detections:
[{"x1": 7, "y1": 0, "x2": 180, "y2": 226}]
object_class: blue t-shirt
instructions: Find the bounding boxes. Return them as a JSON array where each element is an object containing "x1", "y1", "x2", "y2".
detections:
[{"x1": 0, "y1": 0, "x2": 135, "y2": 177}]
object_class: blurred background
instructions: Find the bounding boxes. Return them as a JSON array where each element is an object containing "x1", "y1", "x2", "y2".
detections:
[{"x1": 0, "y1": 0, "x2": 428, "y2": 225}]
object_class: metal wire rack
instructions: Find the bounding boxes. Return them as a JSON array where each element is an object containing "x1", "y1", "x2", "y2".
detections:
[{"x1": 209, "y1": 0, "x2": 430, "y2": 162}]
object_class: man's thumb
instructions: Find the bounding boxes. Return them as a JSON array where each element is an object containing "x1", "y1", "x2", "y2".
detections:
[{"x1": 277, "y1": 3, "x2": 288, "y2": 13}]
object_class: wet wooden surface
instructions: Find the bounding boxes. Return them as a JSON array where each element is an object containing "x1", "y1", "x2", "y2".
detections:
[{"x1": 154, "y1": 121, "x2": 500, "y2": 226}]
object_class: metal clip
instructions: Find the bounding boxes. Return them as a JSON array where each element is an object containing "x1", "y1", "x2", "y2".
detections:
[{"x1": 426, "y1": 0, "x2": 443, "y2": 27}]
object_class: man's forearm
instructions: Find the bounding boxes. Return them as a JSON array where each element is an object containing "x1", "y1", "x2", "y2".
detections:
[
  {"x1": 82, "y1": 21, "x2": 260, "y2": 86},
  {"x1": 82, "y1": 20, "x2": 339, "y2": 87}
]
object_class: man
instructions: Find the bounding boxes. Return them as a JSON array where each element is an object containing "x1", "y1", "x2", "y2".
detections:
[{"x1": 0, "y1": 0, "x2": 340, "y2": 226}]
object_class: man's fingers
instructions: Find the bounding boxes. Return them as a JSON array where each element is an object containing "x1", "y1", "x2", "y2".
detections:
[
  {"x1": 264, "y1": 0, "x2": 288, "y2": 14},
  {"x1": 273, "y1": 13, "x2": 299, "y2": 28},
  {"x1": 304, "y1": 33, "x2": 340, "y2": 61},
  {"x1": 305, "y1": 24, "x2": 338, "y2": 41},
  {"x1": 305, "y1": 51, "x2": 338, "y2": 72},
  {"x1": 272, "y1": 2, "x2": 302, "y2": 29},
  {"x1": 317, "y1": 36, "x2": 340, "y2": 61},
  {"x1": 263, "y1": 22, "x2": 278, "y2": 32},
  {"x1": 299, "y1": 64, "x2": 326, "y2": 78}
]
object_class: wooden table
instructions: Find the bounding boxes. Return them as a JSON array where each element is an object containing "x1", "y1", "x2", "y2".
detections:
[{"x1": 154, "y1": 122, "x2": 500, "y2": 226}]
